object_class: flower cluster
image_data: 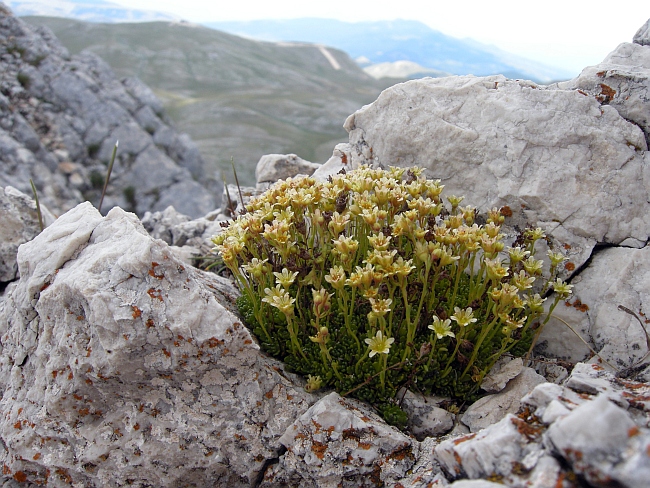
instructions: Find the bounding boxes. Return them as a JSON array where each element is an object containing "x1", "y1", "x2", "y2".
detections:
[{"x1": 212, "y1": 165, "x2": 570, "y2": 424}]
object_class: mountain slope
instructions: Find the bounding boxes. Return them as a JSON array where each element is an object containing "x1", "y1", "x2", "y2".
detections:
[
  {"x1": 23, "y1": 16, "x2": 389, "y2": 185},
  {"x1": 207, "y1": 18, "x2": 574, "y2": 83}
]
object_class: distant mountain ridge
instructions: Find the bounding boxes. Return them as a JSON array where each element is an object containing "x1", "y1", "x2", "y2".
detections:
[
  {"x1": 5, "y1": 0, "x2": 179, "y2": 22},
  {"x1": 207, "y1": 18, "x2": 575, "y2": 83},
  {"x1": 23, "y1": 15, "x2": 388, "y2": 186}
]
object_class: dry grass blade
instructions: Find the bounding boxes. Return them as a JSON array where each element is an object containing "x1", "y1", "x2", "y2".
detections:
[
  {"x1": 617, "y1": 305, "x2": 650, "y2": 365},
  {"x1": 98, "y1": 141, "x2": 119, "y2": 214},
  {"x1": 29, "y1": 178, "x2": 44, "y2": 232},
  {"x1": 548, "y1": 314, "x2": 619, "y2": 371},
  {"x1": 222, "y1": 171, "x2": 236, "y2": 218},
  {"x1": 231, "y1": 159, "x2": 245, "y2": 213}
]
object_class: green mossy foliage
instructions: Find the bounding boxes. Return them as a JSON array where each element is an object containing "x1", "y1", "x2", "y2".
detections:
[{"x1": 214, "y1": 166, "x2": 571, "y2": 424}]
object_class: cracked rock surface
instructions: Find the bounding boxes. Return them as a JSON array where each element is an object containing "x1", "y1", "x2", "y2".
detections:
[
  {"x1": 0, "y1": 4, "x2": 220, "y2": 218},
  {"x1": 0, "y1": 203, "x2": 317, "y2": 486}
]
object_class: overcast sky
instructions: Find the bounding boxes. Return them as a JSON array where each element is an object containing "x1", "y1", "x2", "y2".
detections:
[{"x1": 110, "y1": 0, "x2": 649, "y2": 74}]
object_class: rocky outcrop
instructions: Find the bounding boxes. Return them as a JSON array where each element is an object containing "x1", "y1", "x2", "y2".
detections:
[
  {"x1": 0, "y1": 203, "x2": 316, "y2": 486},
  {"x1": 1, "y1": 12, "x2": 650, "y2": 488},
  {"x1": 0, "y1": 185, "x2": 54, "y2": 285},
  {"x1": 0, "y1": 3, "x2": 220, "y2": 218},
  {"x1": 255, "y1": 153, "x2": 321, "y2": 190},
  {"x1": 1, "y1": 196, "x2": 649, "y2": 487}
]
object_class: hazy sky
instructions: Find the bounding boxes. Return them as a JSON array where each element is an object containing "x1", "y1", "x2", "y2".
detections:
[{"x1": 110, "y1": 0, "x2": 649, "y2": 74}]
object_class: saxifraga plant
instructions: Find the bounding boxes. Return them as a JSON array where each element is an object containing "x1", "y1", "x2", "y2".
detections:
[{"x1": 212, "y1": 165, "x2": 572, "y2": 426}]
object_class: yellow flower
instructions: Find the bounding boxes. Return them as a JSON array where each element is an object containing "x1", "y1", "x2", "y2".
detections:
[
  {"x1": 368, "y1": 297, "x2": 392, "y2": 318},
  {"x1": 392, "y1": 257, "x2": 416, "y2": 279},
  {"x1": 365, "y1": 330, "x2": 395, "y2": 357},
  {"x1": 274, "y1": 268, "x2": 299, "y2": 288},
  {"x1": 547, "y1": 250, "x2": 567, "y2": 267},
  {"x1": 309, "y1": 326, "x2": 330, "y2": 344},
  {"x1": 262, "y1": 285, "x2": 296, "y2": 315},
  {"x1": 429, "y1": 316, "x2": 454, "y2": 339},
  {"x1": 242, "y1": 258, "x2": 270, "y2": 280},
  {"x1": 524, "y1": 293, "x2": 546, "y2": 313},
  {"x1": 512, "y1": 270, "x2": 535, "y2": 290},
  {"x1": 508, "y1": 246, "x2": 530, "y2": 264},
  {"x1": 324, "y1": 265, "x2": 347, "y2": 290},
  {"x1": 551, "y1": 279, "x2": 573, "y2": 298},
  {"x1": 368, "y1": 232, "x2": 391, "y2": 251},
  {"x1": 328, "y1": 211, "x2": 350, "y2": 235},
  {"x1": 450, "y1": 307, "x2": 478, "y2": 327},
  {"x1": 485, "y1": 257, "x2": 509, "y2": 281},
  {"x1": 312, "y1": 288, "x2": 332, "y2": 318},
  {"x1": 523, "y1": 256, "x2": 544, "y2": 275},
  {"x1": 446, "y1": 195, "x2": 464, "y2": 208},
  {"x1": 305, "y1": 375, "x2": 323, "y2": 392}
]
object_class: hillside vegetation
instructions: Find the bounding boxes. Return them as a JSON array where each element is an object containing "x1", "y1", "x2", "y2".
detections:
[{"x1": 24, "y1": 16, "x2": 391, "y2": 185}]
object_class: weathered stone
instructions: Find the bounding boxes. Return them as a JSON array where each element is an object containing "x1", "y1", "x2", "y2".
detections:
[
  {"x1": 312, "y1": 143, "x2": 358, "y2": 181},
  {"x1": 537, "y1": 245, "x2": 650, "y2": 368},
  {"x1": 0, "y1": 5, "x2": 220, "y2": 218},
  {"x1": 546, "y1": 394, "x2": 650, "y2": 487},
  {"x1": 480, "y1": 357, "x2": 523, "y2": 393},
  {"x1": 521, "y1": 363, "x2": 650, "y2": 425},
  {"x1": 263, "y1": 392, "x2": 417, "y2": 487},
  {"x1": 0, "y1": 186, "x2": 54, "y2": 283},
  {"x1": 448, "y1": 481, "x2": 507, "y2": 488},
  {"x1": 344, "y1": 75, "x2": 649, "y2": 271},
  {"x1": 399, "y1": 390, "x2": 455, "y2": 440},
  {"x1": 255, "y1": 153, "x2": 321, "y2": 186},
  {"x1": 141, "y1": 205, "x2": 224, "y2": 252},
  {"x1": 556, "y1": 40, "x2": 650, "y2": 147},
  {"x1": 0, "y1": 203, "x2": 317, "y2": 486},
  {"x1": 461, "y1": 368, "x2": 546, "y2": 432},
  {"x1": 634, "y1": 18, "x2": 650, "y2": 46},
  {"x1": 434, "y1": 413, "x2": 545, "y2": 482}
]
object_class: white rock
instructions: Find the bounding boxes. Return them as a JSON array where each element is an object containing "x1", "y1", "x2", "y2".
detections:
[
  {"x1": 557, "y1": 40, "x2": 650, "y2": 149},
  {"x1": 480, "y1": 357, "x2": 523, "y2": 393},
  {"x1": 0, "y1": 203, "x2": 316, "y2": 486},
  {"x1": 546, "y1": 394, "x2": 650, "y2": 487},
  {"x1": 266, "y1": 392, "x2": 417, "y2": 487},
  {"x1": 461, "y1": 368, "x2": 546, "y2": 432},
  {"x1": 448, "y1": 481, "x2": 503, "y2": 488},
  {"x1": 344, "y1": 75, "x2": 649, "y2": 272},
  {"x1": 434, "y1": 413, "x2": 544, "y2": 481},
  {"x1": 312, "y1": 143, "x2": 358, "y2": 181},
  {"x1": 634, "y1": 18, "x2": 650, "y2": 46},
  {"x1": 255, "y1": 153, "x2": 321, "y2": 185},
  {"x1": 399, "y1": 390, "x2": 455, "y2": 440},
  {"x1": 540, "y1": 400, "x2": 572, "y2": 424},
  {"x1": 0, "y1": 186, "x2": 54, "y2": 283},
  {"x1": 538, "y1": 246, "x2": 650, "y2": 368}
]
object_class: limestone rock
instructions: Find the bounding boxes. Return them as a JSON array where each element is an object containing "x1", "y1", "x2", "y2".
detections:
[
  {"x1": 344, "y1": 75, "x2": 649, "y2": 270},
  {"x1": 0, "y1": 5, "x2": 221, "y2": 218},
  {"x1": 312, "y1": 143, "x2": 358, "y2": 181},
  {"x1": 399, "y1": 390, "x2": 455, "y2": 440},
  {"x1": 434, "y1": 413, "x2": 545, "y2": 483},
  {"x1": 521, "y1": 363, "x2": 650, "y2": 426},
  {"x1": 461, "y1": 368, "x2": 546, "y2": 432},
  {"x1": 556, "y1": 38, "x2": 650, "y2": 147},
  {"x1": 480, "y1": 357, "x2": 523, "y2": 393},
  {"x1": 537, "y1": 245, "x2": 650, "y2": 368},
  {"x1": 546, "y1": 395, "x2": 650, "y2": 487},
  {"x1": 634, "y1": 18, "x2": 650, "y2": 46},
  {"x1": 263, "y1": 392, "x2": 417, "y2": 487},
  {"x1": 0, "y1": 202, "x2": 316, "y2": 486},
  {"x1": 0, "y1": 186, "x2": 54, "y2": 283},
  {"x1": 436, "y1": 362, "x2": 650, "y2": 487},
  {"x1": 255, "y1": 153, "x2": 321, "y2": 187}
]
